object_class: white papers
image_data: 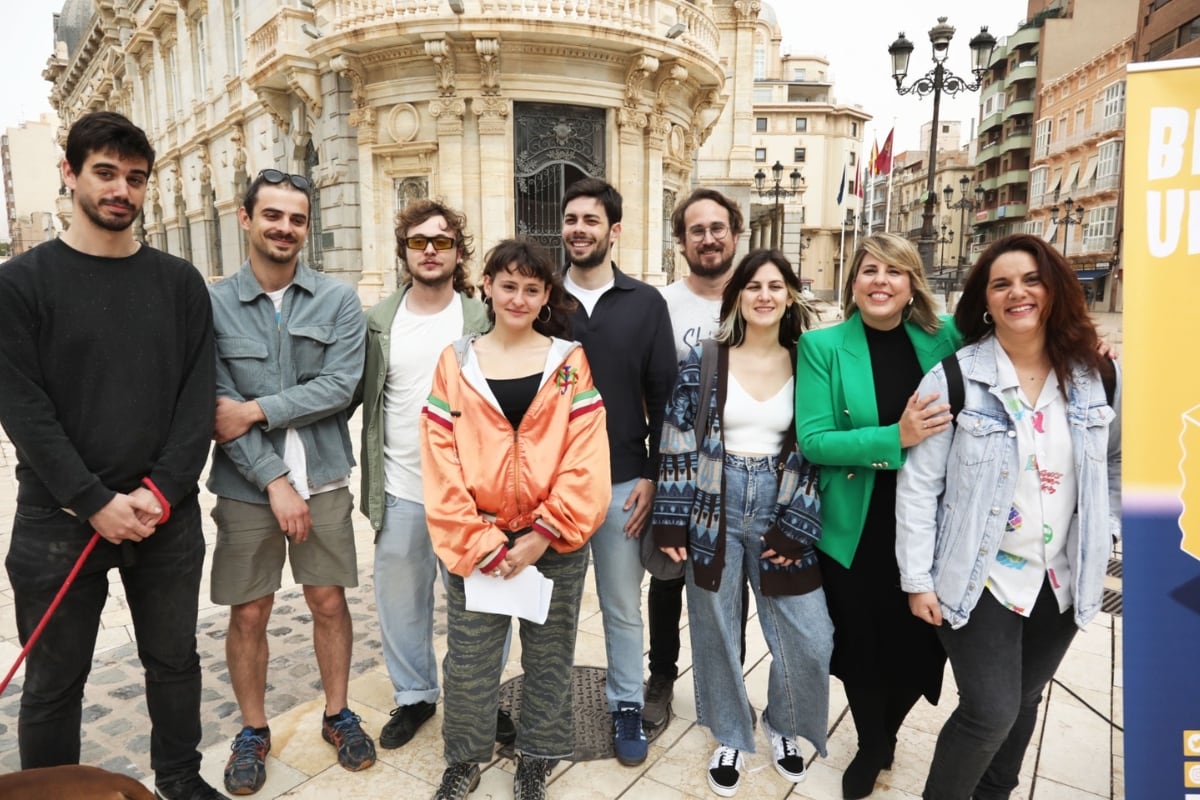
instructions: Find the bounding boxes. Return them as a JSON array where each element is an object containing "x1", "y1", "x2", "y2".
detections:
[{"x1": 464, "y1": 566, "x2": 554, "y2": 624}]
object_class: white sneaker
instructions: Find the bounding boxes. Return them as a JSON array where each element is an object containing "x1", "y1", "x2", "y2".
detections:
[
  {"x1": 762, "y1": 716, "x2": 807, "y2": 783},
  {"x1": 707, "y1": 744, "x2": 744, "y2": 797}
]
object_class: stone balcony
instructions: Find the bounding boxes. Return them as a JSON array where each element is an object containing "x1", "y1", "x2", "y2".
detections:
[{"x1": 314, "y1": 0, "x2": 721, "y2": 64}]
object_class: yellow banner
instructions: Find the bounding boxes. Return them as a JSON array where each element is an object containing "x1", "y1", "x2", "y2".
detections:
[{"x1": 1124, "y1": 60, "x2": 1200, "y2": 496}]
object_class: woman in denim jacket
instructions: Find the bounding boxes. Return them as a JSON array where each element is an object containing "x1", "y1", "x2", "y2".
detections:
[
  {"x1": 896, "y1": 234, "x2": 1120, "y2": 800},
  {"x1": 654, "y1": 250, "x2": 832, "y2": 797}
]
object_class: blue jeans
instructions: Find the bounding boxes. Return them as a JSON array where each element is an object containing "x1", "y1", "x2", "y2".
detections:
[
  {"x1": 5, "y1": 497, "x2": 205, "y2": 779},
  {"x1": 925, "y1": 580, "x2": 1078, "y2": 800},
  {"x1": 686, "y1": 454, "x2": 834, "y2": 755},
  {"x1": 375, "y1": 494, "x2": 442, "y2": 707},
  {"x1": 589, "y1": 477, "x2": 647, "y2": 710}
]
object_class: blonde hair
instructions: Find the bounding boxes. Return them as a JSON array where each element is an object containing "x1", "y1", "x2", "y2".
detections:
[{"x1": 841, "y1": 233, "x2": 941, "y2": 334}]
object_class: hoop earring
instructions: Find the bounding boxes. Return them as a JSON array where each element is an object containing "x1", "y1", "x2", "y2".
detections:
[
  {"x1": 537, "y1": 304, "x2": 552, "y2": 323},
  {"x1": 983, "y1": 311, "x2": 993, "y2": 325}
]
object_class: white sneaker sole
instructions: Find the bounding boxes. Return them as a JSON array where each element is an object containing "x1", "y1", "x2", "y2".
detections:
[{"x1": 707, "y1": 773, "x2": 740, "y2": 797}]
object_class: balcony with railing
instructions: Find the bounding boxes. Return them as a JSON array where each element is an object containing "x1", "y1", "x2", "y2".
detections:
[
  {"x1": 1007, "y1": 61, "x2": 1038, "y2": 84},
  {"x1": 1000, "y1": 133, "x2": 1032, "y2": 155},
  {"x1": 1081, "y1": 234, "x2": 1116, "y2": 254},
  {"x1": 1003, "y1": 97, "x2": 1035, "y2": 120},
  {"x1": 316, "y1": 0, "x2": 720, "y2": 64}
]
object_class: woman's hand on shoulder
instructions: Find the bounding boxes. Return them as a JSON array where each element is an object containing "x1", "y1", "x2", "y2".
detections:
[
  {"x1": 899, "y1": 389, "x2": 953, "y2": 448},
  {"x1": 908, "y1": 591, "x2": 943, "y2": 626}
]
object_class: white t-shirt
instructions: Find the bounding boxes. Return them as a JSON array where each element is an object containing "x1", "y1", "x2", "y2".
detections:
[
  {"x1": 660, "y1": 280, "x2": 721, "y2": 363},
  {"x1": 564, "y1": 273, "x2": 613, "y2": 317},
  {"x1": 384, "y1": 292, "x2": 464, "y2": 501},
  {"x1": 265, "y1": 286, "x2": 348, "y2": 499}
]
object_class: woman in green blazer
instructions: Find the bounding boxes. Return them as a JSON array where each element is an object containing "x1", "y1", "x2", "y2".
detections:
[{"x1": 795, "y1": 233, "x2": 960, "y2": 800}]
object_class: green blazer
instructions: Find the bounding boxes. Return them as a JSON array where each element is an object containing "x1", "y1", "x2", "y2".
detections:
[{"x1": 795, "y1": 312, "x2": 961, "y2": 568}]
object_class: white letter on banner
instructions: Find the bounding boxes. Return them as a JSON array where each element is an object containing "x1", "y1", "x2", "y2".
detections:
[
  {"x1": 1148, "y1": 107, "x2": 1188, "y2": 180},
  {"x1": 1147, "y1": 189, "x2": 1184, "y2": 257}
]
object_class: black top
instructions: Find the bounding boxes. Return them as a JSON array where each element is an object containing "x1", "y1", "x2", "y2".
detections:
[
  {"x1": 487, "y1": 373, "x2": 541, "y2": 430},
  {"x1": 565, "y1": 265, "x2": 677, "y2": 483},
  {"x1": 0, "y1": 239, "x2": 215, "y2": 518}
]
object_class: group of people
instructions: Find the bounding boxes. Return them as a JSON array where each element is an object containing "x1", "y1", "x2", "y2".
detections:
[{"x1": 0, "y1": 109, "x2": 1120, "y2": 800}]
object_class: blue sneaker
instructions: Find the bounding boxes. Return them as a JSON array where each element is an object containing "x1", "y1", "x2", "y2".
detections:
[{"x1": 612, "y1": 701, "x2": 648, "y2": 766}]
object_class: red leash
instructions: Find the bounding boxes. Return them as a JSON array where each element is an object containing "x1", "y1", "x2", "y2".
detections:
[
  {"x1": 0, "y1": 531, "x2": 102, "y2": 695},
  {"x1": 0, "y1": 478, "x2": 171, "y2": 695}
]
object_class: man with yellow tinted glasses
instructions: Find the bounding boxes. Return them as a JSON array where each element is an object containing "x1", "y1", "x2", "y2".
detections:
[{"x1": 357, "y1": 200, "x2": 506, "y2": 751}]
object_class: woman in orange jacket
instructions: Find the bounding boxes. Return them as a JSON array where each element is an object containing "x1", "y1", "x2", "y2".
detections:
[{"x1": 420, "y1": 238, "x2": 611, "y2": 800}]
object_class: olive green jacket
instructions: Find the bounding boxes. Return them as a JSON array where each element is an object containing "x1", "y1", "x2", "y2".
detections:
[
  {"x1": 357, "y1": 286, "x2": 490, "y2": 531},
  {"x1": 795, "y1": 312, "x2": 961, "y2": 567}
]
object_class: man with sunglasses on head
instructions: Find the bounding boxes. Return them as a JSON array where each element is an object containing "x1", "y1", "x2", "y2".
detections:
[
  {"x1": 357, "y1": 200, "x2": 509, "y2": 751},
  {"x1": 0, "y1": 111, "x2": 222, "y2": 800},
  {"x1": 207, "y1": 168, "x2": 370, "y2": 795}
]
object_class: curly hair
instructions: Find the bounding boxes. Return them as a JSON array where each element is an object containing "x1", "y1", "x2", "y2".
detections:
[
  {"x1": 394, "y1": 199, "x2": 475, "y2": 297},
  {"x1": 481, "y1": 239, "x2": 578, "y2": 338},
  {"x1": 841, "y1": 232, "x2": 941, "y2": 334},
  {"x1": 955, "y1": 233, "x2": 1111, "y2": 388},
  {"x1": 716, "y1": 249, "x2": 814, "y2": 347}
]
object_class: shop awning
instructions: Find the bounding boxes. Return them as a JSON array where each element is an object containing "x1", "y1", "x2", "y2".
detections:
[{"x1": 1074, "y1": 269, "x2": 1111, "y2": 282}]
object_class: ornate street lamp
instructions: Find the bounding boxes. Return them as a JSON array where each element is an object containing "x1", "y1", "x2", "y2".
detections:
[
  {"x1": 754, "y1": 159, "x2": 804, "y2": 264},
  {"x1": 1050, "y1": 197, "x2": 1085, "y2": 258},
  {"x1": 890, "y1": 17, "x2": 996, "y2": 272},
  {"x1": 936, "y1": 223, "x2": 955, "y2": 270},
  {"x1": 943, "y1": 175, "x2": 984, "y2": 271}
]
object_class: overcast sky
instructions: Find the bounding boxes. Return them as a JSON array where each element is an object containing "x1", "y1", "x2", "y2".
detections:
[{"x1": 0, "y1": 1, "x2": 1032, "y2": 235}]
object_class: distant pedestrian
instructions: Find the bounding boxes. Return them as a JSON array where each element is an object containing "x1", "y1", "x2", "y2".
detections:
[
  {"x1": 208, "y1": 168, "x2": 370, "y2": 795},
  {"x1": 0, "y1": 111, "x2": 222, "y2": 800}
]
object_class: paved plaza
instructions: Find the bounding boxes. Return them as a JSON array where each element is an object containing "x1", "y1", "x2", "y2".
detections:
[{"x1": 0, "y1": 309, "x2": 1125, "y2": 799}]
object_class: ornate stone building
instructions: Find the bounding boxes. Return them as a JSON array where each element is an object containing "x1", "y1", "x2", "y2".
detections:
[{"x1": 43, "y1": 0, "x2": 865, "y2": 300}]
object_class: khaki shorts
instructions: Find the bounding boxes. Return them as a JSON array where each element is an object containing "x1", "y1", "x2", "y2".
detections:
[{"x1": 210, "y1": 487, "x2": 358, "y2": 606}]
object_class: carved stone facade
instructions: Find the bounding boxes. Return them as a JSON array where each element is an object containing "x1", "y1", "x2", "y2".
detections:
[{"x1": 43, "y1": 1, "x2": 865, "y2": 300}]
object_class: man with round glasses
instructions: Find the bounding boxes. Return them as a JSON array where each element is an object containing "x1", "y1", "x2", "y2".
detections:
[
  {"x1": 207, "y1": 168, "x2": 371, "y2": 794},
  {"x1": 356, "y1": 199, "x2": 500, "y2": 752}
]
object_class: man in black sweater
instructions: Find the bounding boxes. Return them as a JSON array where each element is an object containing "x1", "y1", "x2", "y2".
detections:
[{"x1": 0, "y1": 112, "x2": 222, "y2": 800}]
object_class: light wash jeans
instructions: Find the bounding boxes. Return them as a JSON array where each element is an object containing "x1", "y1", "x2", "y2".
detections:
[
  {"x1": 375, "y1": 494, "x2": 513, "y2": 707},
  {"x1": 589, "y1": 476, "x2": 648, "y2": 711},
  {"x1": 686, "y1": 454, "x2": 834, "y2": 755}
]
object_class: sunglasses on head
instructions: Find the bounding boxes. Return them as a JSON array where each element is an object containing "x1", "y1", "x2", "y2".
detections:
[
  {"x1": 258, "y1": 169, "x2": 312, "y2": 192},
  {"x1": 404, "y1": 235, "x2": 457, "y2": 251}
]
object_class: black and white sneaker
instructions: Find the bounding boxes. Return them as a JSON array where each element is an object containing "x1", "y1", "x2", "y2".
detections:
[
  {"x1": 762, "y1": 716, "x2": 807, "y2": 783},
  {"x1": 706, "y1": 744, "x2": 744, "y2": 797}
]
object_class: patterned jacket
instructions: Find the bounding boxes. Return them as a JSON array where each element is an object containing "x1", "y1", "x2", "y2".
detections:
[{"x1": 652, "y1": 342, "x2": 822, "y2": 596}]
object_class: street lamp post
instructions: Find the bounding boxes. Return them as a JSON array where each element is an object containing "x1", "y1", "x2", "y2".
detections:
[
  {"x1": 937, "y1": 223, "x2": 954, "y2": 270},
  {"x1": 1050, "y1": 197, "x2": 1084, "y2": 258},
  {"x1": 797, "y1": 234, "x2": 812, "y2": 288},
  {"x1": 943, "y1": 175, "x2": 984, "y2": 271},
  {"x1": 754, "y1": 159, "x2": 804, "y2": 261},
  {"x1": 889, "y1": 17, "x2": 996, "y2": 272}
]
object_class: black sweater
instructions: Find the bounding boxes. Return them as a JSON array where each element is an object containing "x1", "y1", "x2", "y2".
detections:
[
  {"x1": 566, "y1": 265, "x2": 677, "y2": 483},
  {"x1": 0, "y1": 238, "x2": 215, "y2": 519}
]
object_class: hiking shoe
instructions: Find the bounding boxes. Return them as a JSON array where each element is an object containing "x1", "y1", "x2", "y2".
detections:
[
  {"x1": 763, "y1": 716, "x2": 807, "y2": 782},
  {"x1": 155, "y1": 773, "x2": 229, "y2": 800},
  {"x1": 380, "y1": 701, "x2": 436, "y2": 749},
  {"x1": 612, "y1": 701, "x2": 648, "y2": 766},
  {"x1": 706, "y1": 745, "x2": 744, "y2": 797},
  {"x1": 513, "y1": 754, "x2": 552, "y2": 800},
  {"x1": 433, "y1": 762, "x2": 480, "y2": 800},
  {"x1": 496, "y1": 708, "x2": 517, "y2": 745},
  {"x1": 223, "y1": 726, "x2": 270, "y2": 795},
  {"x1": 642, "y1": 674, "x2": 674, "y2": 729},
  {"x1": 321, "y1": 708, "x2": 377, "y2": 771}
]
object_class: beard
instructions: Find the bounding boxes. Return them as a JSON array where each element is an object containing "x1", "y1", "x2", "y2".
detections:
[
  {"x1": 410, "y1": 263, "x2": 456, "y2": 288},
  {"x1": 79, "y1": 195, "x2": 139, "y2": 233},
  {"x1": 686, "y1": 248, "x2": 734, "y2": 279},
  {"x1": 563, "y1": 237, "x2": 610, "y2": 270}
]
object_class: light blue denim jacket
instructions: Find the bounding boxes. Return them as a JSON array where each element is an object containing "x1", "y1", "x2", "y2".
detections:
[
  {"x1": 207, "y1": 261, "x2": 366, "y2": 503},
  {"x1": 895, "y1": 336, "x2": 1121, "y2": 629}
]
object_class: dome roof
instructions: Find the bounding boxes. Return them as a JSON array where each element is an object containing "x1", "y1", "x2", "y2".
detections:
[{"x1": 54, "y1": 0, "x2": 96, "y2": 59}]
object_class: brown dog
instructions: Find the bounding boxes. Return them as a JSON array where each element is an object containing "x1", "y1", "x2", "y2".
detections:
[{"x1": 0, "y1": 764, "x2": 156, "y2": 799}]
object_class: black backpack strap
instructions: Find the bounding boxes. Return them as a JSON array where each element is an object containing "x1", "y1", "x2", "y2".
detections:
[
  {"x1": 941, "y1": 354, "x2": 965, "y2": 428},
  {"x1": 694, "y1": 339, "x2": 718, "y2": 439}
]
